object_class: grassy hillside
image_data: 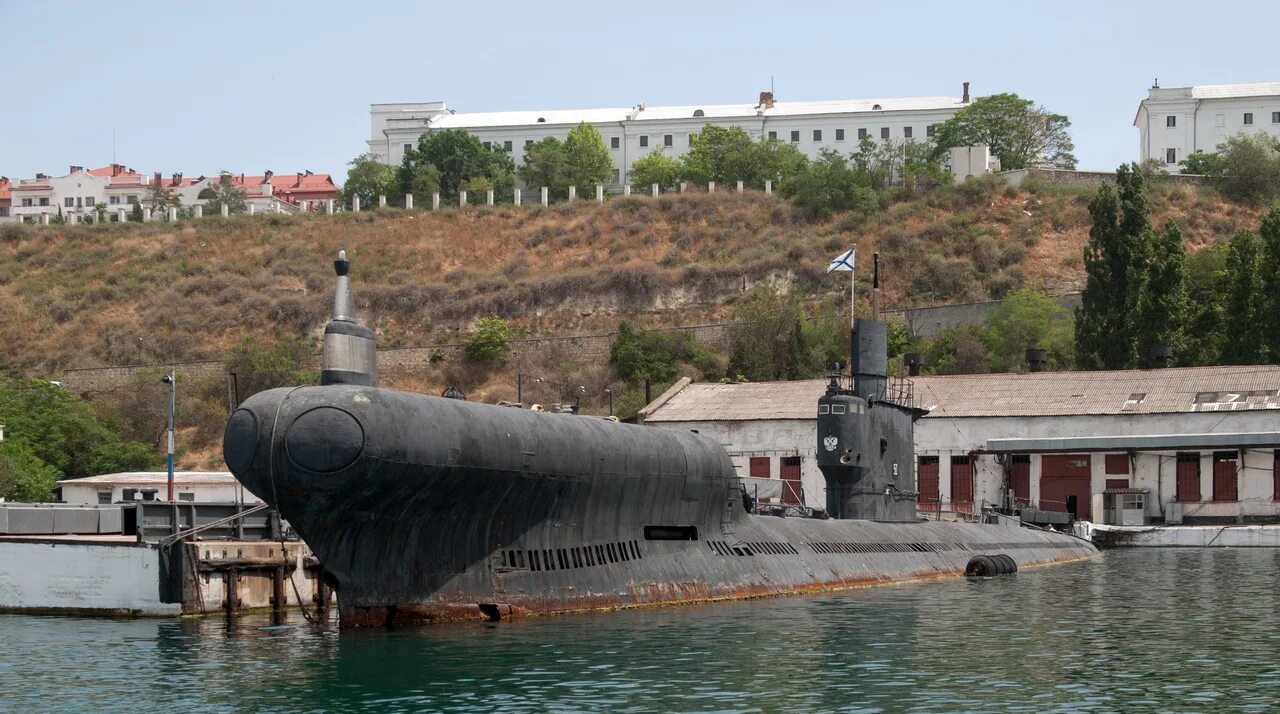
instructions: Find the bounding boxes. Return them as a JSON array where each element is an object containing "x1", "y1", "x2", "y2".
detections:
[{"x1": 2, "y1": 180, "x2": 1260, "y2": 378}]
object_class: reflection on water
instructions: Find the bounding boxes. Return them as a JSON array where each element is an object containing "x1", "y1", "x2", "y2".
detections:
[{"x1": 3, "y1": 549, "x2": 1280, "y2": 713}]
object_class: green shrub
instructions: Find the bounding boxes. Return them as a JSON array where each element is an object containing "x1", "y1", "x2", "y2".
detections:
[{"x1": 464, "y1": 316, "x2": 513, "y2": 364}]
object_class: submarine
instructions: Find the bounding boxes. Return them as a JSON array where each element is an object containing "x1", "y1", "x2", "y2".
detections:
[{"x1": 222, "y1": 252, "x2": 1098, "y2": 627}]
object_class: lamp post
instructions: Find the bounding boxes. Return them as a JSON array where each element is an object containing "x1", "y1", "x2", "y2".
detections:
[
  {"x1": 604, "y1": 388, "x2": 614, "y2": 417},
  {"x1": 161, "y1": 372, "x2": 176, "y2": 501},
  {"x1": 517, "y1": 373, "x2": 541, "y2": 406}
]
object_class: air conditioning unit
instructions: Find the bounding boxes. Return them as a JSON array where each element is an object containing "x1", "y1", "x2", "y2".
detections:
[{"x1": 1165, "y1": 501, "x2": 1184, "y2": 525}]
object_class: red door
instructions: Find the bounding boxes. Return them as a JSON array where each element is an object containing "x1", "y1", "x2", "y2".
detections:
[
  {"x1": 748, "y1": 457, "x2": 771, "y2": 479},
  {"x1": 1010, "y1": 455, "x2": 1030, "y2": 505},
  {"x1": 950, "y1": 456, "x2": 974, "y2": 513},
  {"x1": 1213, "y1": 452, "x2": 1238, "y2": 502},
  {"x1": 1176, "y1": 453, "x2": 1201, "y2": 502},
  {"x1": 780, "y1": 457, "x2": 802, "y2": 505},
  {"x1": 1040, "y1": 455, "x2": 1092, "y2": 521},
  {"x1": 917, "y1": 456, "x2": 939, "y2": 504}
]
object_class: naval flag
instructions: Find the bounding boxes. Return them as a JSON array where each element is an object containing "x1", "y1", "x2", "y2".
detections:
[{"x1": 827, "y1": 247, "x2": 855, "y2": 273}]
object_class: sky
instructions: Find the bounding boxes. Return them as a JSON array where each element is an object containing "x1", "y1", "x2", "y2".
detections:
[{"x1": 3, "y1": 0, "x2": 1278, "y2": 182}]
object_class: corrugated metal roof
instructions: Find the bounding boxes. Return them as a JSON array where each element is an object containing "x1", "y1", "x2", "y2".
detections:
[
  {"x1": 1190, "y1": 82, "x2": 1280, "y2": 99},
  {"x1": 643, "y1": 365, "x2": 1280, "y2": 422},
  {"x1": 425, "y1": 96, "x2": 964, "y2": 130}
]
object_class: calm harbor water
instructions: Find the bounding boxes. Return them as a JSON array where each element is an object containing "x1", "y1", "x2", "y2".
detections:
[{"x1": 3, "y1": 549, "x2": 1280, "y2": 713}]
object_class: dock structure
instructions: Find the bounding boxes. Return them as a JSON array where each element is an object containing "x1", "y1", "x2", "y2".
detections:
[{"x1": 0, "y1": 501, "x2": 331, "y2": 618}]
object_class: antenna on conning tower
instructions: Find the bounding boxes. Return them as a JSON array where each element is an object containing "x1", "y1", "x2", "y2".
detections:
[{"x1": 321, "y1": 249, "x2": 378, "y2": 387}]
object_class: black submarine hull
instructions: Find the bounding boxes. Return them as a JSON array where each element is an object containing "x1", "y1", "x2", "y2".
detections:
[{"x1": 225, "y1": 384, "x2": 1098, "y2": 627}]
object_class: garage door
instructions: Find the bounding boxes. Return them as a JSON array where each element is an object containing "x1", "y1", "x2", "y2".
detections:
[{"x1": 1040, "y1": 455, "x2": 1092, "y2": 521}]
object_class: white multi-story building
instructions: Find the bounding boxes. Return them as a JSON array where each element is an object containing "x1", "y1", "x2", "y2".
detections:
[
  {"x1": 369, "y1": 84, "x2": 977, "y2": 187},
  {"x1": 1135, "y1": 81, "x2": 1280, "y2": 171}
]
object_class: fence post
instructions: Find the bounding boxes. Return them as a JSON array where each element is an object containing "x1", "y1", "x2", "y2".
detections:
[
  {"x1": 623, "y1": 184, "x2": 631, "y2": 196},
  {"x1": 486, "y1": 189, "x2": 494, "y2": 206},
  {"x1": 405, "y1": 193, "x2": 413, "y2": 210},
  {"x1": 568, "y1": 185, "x2": 576, "y2": 202},
  {"x1": 736, "y1": 180, "x2": 744, "y2": 193},
  {"x1": 221, "y1": 204, "x2": 230, "y2": 217},
  {"x1": 378, "y1": 194, "x2": 387, "y2": 209},
  {"x1": 596, "y1": 184, "x2": 604, "y2": 202},
  {"x1": 193, "y1": 205, "x2": 203, "y2": 219},
  {"x1": 541, "y1": 186, "x2": 549, "y2": 206},
  {"x1": 765, "y1": 179, "x2": 772, "y2": 194},
  {"x1": 651, "y1": 183, "x2": 659, "y2": 197},
  {"x1": 41, "y1": 213, "x2": 50, "y2": 225},
  {"x1": 514, "y1": 188, "x2": 521, "y2": 206},
  {"x1": 459, "y1": 190, "x2": 467, "y2": 207},
  {"x1": 325, "y1": 199, "x2": 334, "y2": 215},
  {"x1": 248, "y1": 204, "x2": 255, "y2": 216},
  {"x1": 432, "y1": 193, "x2": 440, "y2": 210},
  {"x1": 167, "y1": 207, "x2": 177, "y2": 222},
  {"x1": 679, "y1": 181, "x2": 687, "y2": 193},
  {"x1": 353, "y1": 196, "x2": 361, "y2": 213},
  {"x1": 117, "y1": 208, "x2": 127, "y2": 222},
  {"x1": 142, "y1": 207, "x2": 151, "y2": 222}
]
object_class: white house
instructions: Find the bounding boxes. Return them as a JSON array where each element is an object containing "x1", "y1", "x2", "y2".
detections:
[
  {"x1": 641, "y1": 365, "x2": 1280, "y2": 525},
  {"x1": 8, "y1": 164, "x2": 149, "y2": 224},
  {"x1": 1135, "y1": 81, "x2": 1280, "y2": 170},
  {"x1": 369, "y1": 84, "x2": 978, "y2": 188},
  {"x1": 58, "y1": 472, "x2": 262, "y2": 505}
]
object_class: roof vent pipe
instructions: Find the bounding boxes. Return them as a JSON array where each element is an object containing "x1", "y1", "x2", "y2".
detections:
[
  {"x1": 962, "y1": 81, "x2": 970, "y2": 103},
  {"x1": 905, "y1": 353, "x2": 924, "y2": 377},
  {"x1": 1147, "y1": 343, "x2": 1173, "y2": 369},
  {"x1": 1026, "y1": 347, "x2": 1047, "y2": 373}
]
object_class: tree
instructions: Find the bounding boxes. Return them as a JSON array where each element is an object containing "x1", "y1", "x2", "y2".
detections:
[
  {"x1": 780, "y1": 149, "x2": 879, "y2": 218},
  {"x1": 1205, "y1": 132, "x2": 1280, "y2": 204},
  {"x1": 129, "y1": 202, "x2": 144, "y2": 222},
  {"x1": 1180, "y1": 245, "x2": 1229, "y2": 366},
  {"x1": 225, "y1": 335, "x2": 318, "y2": 399},
  {"x1": 343, "y1": 152, "x2": 398, "y2": 208},
  {"x1": 1221, "y1": 229, "x2": 1267, "y2": 364},
  {"x1": 146, "y1": 182, "x2": 181, "y2": 213},
  {"x1": 609, "y1": 321, "x2": 690, "y2": 383},
  {"x1": 924, "y1": 325, "x2": 991, "y2": 375},
  {"x1": 200, "y1": 178, "x2": 248, "y2": 215},
  {"x1": 681, "y1": 125, "x2": 756, "y2": 187},
  {"x1": 747, "y1": 137, "x2": 808, "y2": 189},
  {"x1": 0, "y1": 438, "x2": 60, "y2": 502},
  {"x1": 464, "y1": 317, "x2": 512, "y2": 364},
  {"x1": 1259, "y1": 207, "x2": 1280, "y2": 362},
  {"x1": 1132, "y1": 220, "x2": 1187, "y2": 362},
  {"x1": 518, "y1": 137, "x2": 569, "y2": 198},
  {"x1": 1075, "y1": 164, "x2": 1150, "y2": 369},
  {"x1": 931, "y1": 93, "x2": 1077, "y2": 170},
  {"x1": 628, "y1": 149, "x2": 683, "y2": 191},
  {"x1": 1179, "y1": 150, "x2": 1221, "y2": 176},
  {"x1": 561, "y1": 122, "x2": 614, "y2": 192},
  {"x1": 983, "y1": 284, "x2": 1074, "y2": 372},
  {"x1": 727, "y1": 286, "x2": 830, "y2": 381},
  {"x1": 402, "y1": 129, "x2": 515, "y2": 202}
]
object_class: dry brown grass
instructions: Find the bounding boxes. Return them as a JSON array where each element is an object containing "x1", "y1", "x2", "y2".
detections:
[{"x1": 0, "y1": 185, "x2": 1259, "y2": 377}]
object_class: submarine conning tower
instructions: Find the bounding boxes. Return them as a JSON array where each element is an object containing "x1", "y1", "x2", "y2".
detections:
[
  {"x1": 321, "y1": 250, "x2": 378, "y2": 387},
  {"x1": 816, "y1": 318, "x2": 919, "y2": 521}
]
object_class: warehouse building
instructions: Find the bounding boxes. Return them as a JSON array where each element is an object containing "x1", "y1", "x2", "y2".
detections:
[{"x1": 641, "y1": 365, "x2": 1280, "y2": 525}]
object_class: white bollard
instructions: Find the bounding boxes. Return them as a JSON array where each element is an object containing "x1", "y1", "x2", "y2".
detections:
[
  {"x1": 708, "y1": 181, "x2": 715, "y2": 193},
  {"x1": 737, "y1": 180, "x2": 744, "y2": 193},
  {"x1": 405, "y1": 193, "x2": 413, "y2": 210},
  {"x1": 325, "y1": 199, "x2": 334, "y2": 215},
  {"x1": 624, "y1": 184, "x2": 631, "y2": 196},
  {"x1": 142, "y1": 207, "x2": 152, "y2": 222},
  {"x1": 378, "y1": 194, "x2": 387, "y2": 209},
  {"x1": 651, "y1": 183, "x2": 659, "y2": 197},
  {"x1": 459, "y1": 190, "x2": 467, "y2": 207},
  {"x1": 514, "y1": 188, "x2": 522, "y2": 206},
  {"x1": 541, "y1": 186, "x2": 549, "y2": 206},
  {"x1": 596, "y1": 184, "x2": 604, "y2": 202},
  {"x1": 117, "y1": 208, "x2": 127, "y2": 222},
  {"x1": 248, "y1": 204, "x2": 255, "y2": 215},
  {"x1": 353, "y1": 196, "x2": 361, "y2": 212},
  {"x1": 432, "y1": 193, "x2": 440, "y2": 210},
  {"x1": 765, "y1": 179, "x2": 772, "y2": 194},
  {"x1": 167, "y1": 207, "x2": 177, "y2": 222},
  {"x1": 41, "y1": 213, "x2": 50, "y2": 225},
  {"x1": 194, "y1": 205, "x2": 203, "y2": 218},
  {"x1": 680, "y1": 181, "x2": 687, "y2": 193},
  {"x1": 221, "y1": 204, "x2": 230, "y2": 217},
  {"x1": 568, "y1": 185, "x2": 576, "y2": 201},
  {"x1": 486, "y1": 189, "x2": 494, "y2": 206}
]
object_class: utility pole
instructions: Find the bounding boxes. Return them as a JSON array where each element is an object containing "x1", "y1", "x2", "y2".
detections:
[{"x1": 162, "y1": 372, "x2": 176, "y2": 501}]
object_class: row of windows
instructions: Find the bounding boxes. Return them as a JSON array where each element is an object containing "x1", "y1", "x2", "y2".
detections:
[
  {"x1": 21, "y1": 195, "x2": 140, "y2": 208},
  {"x1": 1165, "y1": 111, "x2": 1280, "y2": 128},
  {"x1": 411, "y1": 124, "x2": 938, "y2": 158}
]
